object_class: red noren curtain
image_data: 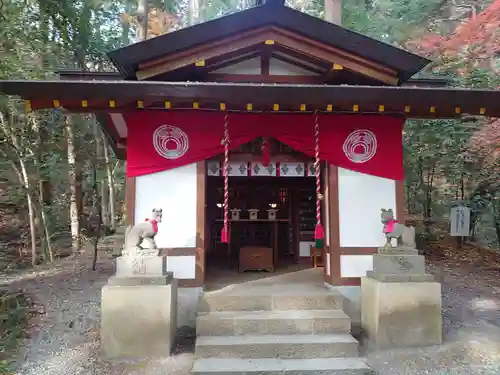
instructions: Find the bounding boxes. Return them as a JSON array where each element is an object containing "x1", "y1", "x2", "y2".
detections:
[{"x1": 124, "y1": 111, "x2": 404, "y2": 180}]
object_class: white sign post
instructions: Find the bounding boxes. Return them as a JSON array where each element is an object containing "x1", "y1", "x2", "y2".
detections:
[{"x1": 449, "y1": 206, "x2": 471, "y2": 237}]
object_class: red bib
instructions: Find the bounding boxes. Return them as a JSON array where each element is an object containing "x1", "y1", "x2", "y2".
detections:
[
  {"x1": 383, "y1": 219, "x2": 397, "y2": 234},
  {"x1": 145, "y1": 218, "x2": 159, "y2": 233}
]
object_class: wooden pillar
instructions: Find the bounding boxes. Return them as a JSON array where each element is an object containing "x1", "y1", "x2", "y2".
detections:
[{"x1": 126, "y1": 176, "x2": 136, "y2": 226}]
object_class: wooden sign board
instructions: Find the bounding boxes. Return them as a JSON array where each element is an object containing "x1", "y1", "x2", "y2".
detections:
[{"x1": 449, "y1": 206, "x2": 471, "y2": 237}]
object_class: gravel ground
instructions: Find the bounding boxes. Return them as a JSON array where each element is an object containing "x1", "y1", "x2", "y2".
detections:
[
  {"x1": 366, "y1": 261, "x2": 500, "y2": 374},
  {"x1": 3, "y1": 236, "x2": 194, "y2": 375},
  {"x1": 4, "y1": 244, "x2": 500, "y2": 375}
]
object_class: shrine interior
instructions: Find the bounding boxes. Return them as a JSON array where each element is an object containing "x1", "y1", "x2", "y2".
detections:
[{"x1": 205, "y1": 138, "x2": 323, "y2": 275}]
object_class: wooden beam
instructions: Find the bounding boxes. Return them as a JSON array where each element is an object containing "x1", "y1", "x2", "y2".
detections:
[
  {"x1": 271, "y1": 53, "x2": 325, "y2": 75},
  {"x1": 269, "y1": 30, "x2": 398, "y2": 85},
  {"x1": 205, "y1": 73, "x2": 324, "y2": 84},
  {"x1": 326, "y1": 63, "x2": 344, "y2": 80},
  {"x1": 136, "y1": 26, "x2": 398, "y2": 84},
  {"x1": 262, "y1": 46, "x2": 271, "y2": 76},
  {"x1": 136, "y1": 27, "x2": 272, "y2": 80},
  {"x1": 271, "y1": 27, "x2": 396, "y2": 77},
  {"x1": 208, "y1": 51, "x2": 261, "y2": 73}
]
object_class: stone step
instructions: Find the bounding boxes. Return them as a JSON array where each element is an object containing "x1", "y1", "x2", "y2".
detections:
[
  {"x1": 192, "y1": 357, "x2": 372, "y2": 375},
  {"x1": 199, "y1": 287, "x2": 343, "y2": 313},
  {"x1": 195, "y1": 334, "x2": 359, "y2": 359},
  {"x1": 196, "y1": 310, "x2": 351, "y2": 336}
]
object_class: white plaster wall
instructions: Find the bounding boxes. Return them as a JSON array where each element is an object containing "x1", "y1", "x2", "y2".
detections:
[
  {"x1": 326, "y1": 253, "x2": 331, "y2": 276},
  {"x1": 299, "y1": 241, "x2": 314, "y2": 257},
  {"x1": 135, "y1": 164, "x2": 198, "y2": 248},
  {"x1": 214, "y1": 57, "x2": 261, "y2": 75},
  {"x1": 338, "y1": 167, "x2": 397, "y2": 247},
  {"x1": 167, "y1": 256, "x2": 196, "y2": 279},
  {"x1": 340, "y1": 255, "x2": 373, "y2": 278},
  {"x1": 269, "y1": 58, "x2": 319, "y2": 76}
]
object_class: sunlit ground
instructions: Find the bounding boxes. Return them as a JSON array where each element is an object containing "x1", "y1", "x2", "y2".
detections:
[{"x1": 11, "y1": 253, "x2": 500, "y2": 375}]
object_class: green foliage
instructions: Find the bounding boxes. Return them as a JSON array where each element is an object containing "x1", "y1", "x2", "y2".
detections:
[{"x1": 0, "y1": 290, "x2": 31, "y2": 373}]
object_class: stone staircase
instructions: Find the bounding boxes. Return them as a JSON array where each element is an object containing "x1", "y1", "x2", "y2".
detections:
[{"x1": 191, "y1": 285, "x2": 372, "y2": 375}]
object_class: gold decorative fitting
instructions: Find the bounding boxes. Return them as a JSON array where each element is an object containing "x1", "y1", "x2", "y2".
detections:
[
  {"x1": 300, "y1": 104, "x2": 306, "y2": 111},
  {"x1": 273, "y1": 104, "x2": 279, "y2": 111},
  {"x1": 193, "y1": 102, "x2": 199, "y2": 109},
  {"x1": 220, "y1": 103, "x2": 226, "y2": 111},
  {"x1": 247, "y1": 103, "x2": 253, "y2": 111},
  {"x1": 378, "y1": 105, "x2": 385, "y2": 112},
  {"x1": 430, "y1": 106, "x2": 436, "y2": 113},
  {"x1": 480, "y1": 107, "x2": 486, "y2": 114},
  {"x1": 81, "y1": 100, "x2": 88, "y2": 108},
  {"x1": 109, "y1": 100, "x2": 116, "y2": 108},
  {"x1": 137, "y1": 100, "x2": 144, "y2": 108},
  {"x1": 195, "y1": 60, "x2": 205, "y2": 67},
  {"x1": 326, "y1": 104, "x2": 333, "y2": 112},
  {"x1": 353, "y1": 104, "x2": 359, "y2": 112},
  {"x1": 165, "y1": 101, "x2": 171, "y2": 109},
  {"x1": 25, "y1": 100, "x2": 32, "y2": 112},
  {"x1": 455, "y1": 107, "x2": 461, "y2": 114},
  {"x1": 265, "y1": 40, "x2": 275, "y2": 45},
  {"x1": 333, "y1": 64, "x2": 343, "y2": 70},
  {"x1": 53, "y1": 100, "x2": 60, "y2": 108},
  {"x1": 404, "y1": 105, "x2": 411, "y2": 113}
]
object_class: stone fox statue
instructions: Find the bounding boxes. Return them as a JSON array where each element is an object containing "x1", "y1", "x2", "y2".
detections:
[
  {"x1": 122, "y1": 208, "x2": 163, "y2": 256},
  {"x1": 381, "y1": 208, "x2": 416, "y2": 248}
]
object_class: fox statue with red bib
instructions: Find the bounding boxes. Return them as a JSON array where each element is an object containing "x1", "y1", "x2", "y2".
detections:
[
  {"x1": 122, "y1": 208, "x2": 163, "y2": 256},
  {"x1": 381, "y1": 208, "x2": 416, "y2": 249}
]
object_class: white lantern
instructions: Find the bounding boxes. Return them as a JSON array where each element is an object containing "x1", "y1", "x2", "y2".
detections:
[
  {"x1": 267, "y1": 209, "x2": 278, "y2": 220},
  {"x1": 230, "y1": 209, "x2": 241, "y2": 221},
  {"x1": 248, "y1": 209, "x2": 259, "y2": 220}
]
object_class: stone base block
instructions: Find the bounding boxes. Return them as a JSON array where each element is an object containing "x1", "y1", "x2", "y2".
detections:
[
  {"x1": 372, "y1": 254, "x2": 425, "y2": 274},
  {"x1": 107, "y1": 274, "x2": 173, "y2": 286},
  {"x1": 116, "y1": 255, "x2": 167, "y2": 277},
  {"x1": 377, "y1": 246, "x2": 418, "y2": 255},
  {"x1": 366, "y1": 271, "x2": 435, "y2": 283},
  {"x1": 361, "y1": 276, "x2": 442, "y2": 350},
  {"x1": 101, "y1": 279, "x2": 178, "y2": 358}
]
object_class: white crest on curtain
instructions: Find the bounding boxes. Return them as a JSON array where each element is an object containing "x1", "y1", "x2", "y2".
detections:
[
  {"x1": 342, "y1": 129, "x2": 377, "y2": 164},
  {"x1": 153, "y1": 125, "x2": 189, "y2": 159}
]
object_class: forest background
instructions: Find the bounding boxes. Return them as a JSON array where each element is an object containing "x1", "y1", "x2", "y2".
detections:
[{"x1": 1, "y1": 0, "x2": 500, "y2": 270}]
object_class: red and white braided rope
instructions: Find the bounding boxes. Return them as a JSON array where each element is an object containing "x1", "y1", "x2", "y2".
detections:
[
  {"x1": 223, "y1": 112, "x2": 230, "y2": 237},
  {"x1": 314, "y1": 111, "x2": 321, "y2": 226}
]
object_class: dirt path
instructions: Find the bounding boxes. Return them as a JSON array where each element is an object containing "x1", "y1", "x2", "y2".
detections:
[
  {"x1": 367, "y1": 260, "x2": 500, "y2": 374},
  {"x1": 3, "y1": 234, "x2": 194, "y2": 375},
  {"x1": 5, "y1": 243, "x2": 500, "y2": 375}
]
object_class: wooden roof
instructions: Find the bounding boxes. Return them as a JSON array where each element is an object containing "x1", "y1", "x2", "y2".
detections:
[
  {"x1": 107, "y1": 2, "x2": 430, "y2": 84},
  {"x1": 2, "y1": 78, "x2": 498, "y2": 160},
  {"x1": 57, "y1": 69, "x2": 451, "y2": 87},
  {"x1": 2, "y1": 79, "x2": 498, "y2": 118}
]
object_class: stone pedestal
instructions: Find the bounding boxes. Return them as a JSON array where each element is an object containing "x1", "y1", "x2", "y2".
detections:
[
  {"x1": 101, "y1": 255, "x2": 178, "y2": 358},
  {"x1": 361, "y1": 247, "x2": 442, "y2": 350}
]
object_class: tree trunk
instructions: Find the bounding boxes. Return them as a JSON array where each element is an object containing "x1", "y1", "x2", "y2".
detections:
[
  {"x1": 103, "y1": 136, "x2": 117, "y2": 232},
  {"x1": 188, "y1": 0, "x2": 199, "y2": 26},
  {"x1": 32, "y1": 116, "x2": 53, "y2": 261},
  {"x1": 199, "y1": 0, "x2": 207, "y2": 23},
  {"x1": 324, "y1": 0, "x2": 342, "y2": 25},
  {"x1": 137, "y1": 0, "x2": 149, "y2": 41},
  {"x1": 94, "y1": 128, "x2": 110, "y2": 229},
  {"x1": 19, "y1": 158, "x2": 38, "y2": 266},
  {"x1": 65, "y1": 115, "x2": 81, "y2": 253}
]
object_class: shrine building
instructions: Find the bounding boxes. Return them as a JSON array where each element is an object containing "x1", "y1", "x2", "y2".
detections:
[{"x1": 1, "y1": 0, "x2": 500, "y2": 328}]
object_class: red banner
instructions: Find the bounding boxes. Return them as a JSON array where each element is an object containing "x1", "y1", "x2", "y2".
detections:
[{"x1": 124, "y1": 111, "x2": 404, "y2": 180}]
